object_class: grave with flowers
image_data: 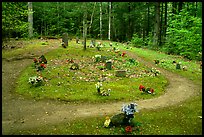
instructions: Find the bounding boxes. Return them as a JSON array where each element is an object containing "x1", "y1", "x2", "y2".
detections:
[
  {"x1": 103, "y1": 103, "x2": 142, "y2": 134},
  {"x1": 95, "y1": 81, "x2": 111, "y2": 96},
  {"x1": 33, "y1": 55, "x2": 47, "y2": 72}
]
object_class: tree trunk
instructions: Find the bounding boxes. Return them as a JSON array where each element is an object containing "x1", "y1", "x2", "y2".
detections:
[
  {"x1": 164, "y1": 2, "x2": 167, "y2": 41},
  {"x1": 89, "y1": 2, "x2": 96, "y2": 36},
  {"x1": 100, "y1": 2, "x2": 102, "y2": 40},
  {"x1": 28, "y1": 2, "x2": 33, "y2": 38},
  {"x1": 160, "y1": 2, "x2": 163, "y2": 46},
  {"x1": 146, "y1": 2, "x2": 150, "y2": 37},
  {"x1": 108, "y1": 2, "x2": 111, "y2": 40},
  {"x1": 83, "y1": 3, "x2": 87, "y2": 50},
  {"x1": 153, "y1": 2, "x2": 160, "y2": 47},
  {"x1": 57, "y1": 2, "x2": 60, "y2": 35}
]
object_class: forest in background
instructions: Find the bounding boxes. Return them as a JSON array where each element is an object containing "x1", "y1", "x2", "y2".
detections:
[{"x1": 2, "y1": 2, "x2": 202, "y2": 61}]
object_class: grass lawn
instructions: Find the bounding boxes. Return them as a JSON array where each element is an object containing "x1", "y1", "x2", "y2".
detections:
[
  {"x1": 15, "y1": 40, "x2": 168, "y2": 103},
  {"x1": 4, "y1": 39, "x2": 202, "y2": 135}
]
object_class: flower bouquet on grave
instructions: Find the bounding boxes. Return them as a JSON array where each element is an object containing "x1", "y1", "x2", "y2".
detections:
[
  {"x1": 95, "y1": 81, "x2": 111, "y2": 96},
  {"x1": 28, "y1": 75, "x2": 44, "y2": 87},
  {"x1": 103, "y1": 103, "x2": 139, "y2": 128},
  {"x1": 33, "y1": 55, "x2": 47, "y2": 71},
  {"x1": 139, "y1": 84, "x2": 155, "y2": 94}
]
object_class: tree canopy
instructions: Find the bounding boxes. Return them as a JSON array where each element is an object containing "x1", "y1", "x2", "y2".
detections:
[{"x1": 2, "y1": 2, "x2": 202, "y2": 60}]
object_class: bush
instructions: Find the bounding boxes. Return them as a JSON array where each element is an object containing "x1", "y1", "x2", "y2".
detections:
[
  {"x1": 131, "y1": 34, "x2": 144, "y2": 48},
  {"x1": 164, "y1": 10, "x2": 202, "y2": 60}
]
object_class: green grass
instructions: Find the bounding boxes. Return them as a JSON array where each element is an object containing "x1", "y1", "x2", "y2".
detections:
[
  {"x1": 2, "y1": 39, "x2": 53, "y2": 59},
  {"x1": 13, "y1": 92, "x2": 202, "y2": 135},
  {"x1": 15, "y1": 41, "x2": 168, "y2": 103},
  {"x1": 6, "y1": 39, "x2": 202, "y2": 135},
  {"x1": 120, "y1": 45, "x2": 202, "y2": 85}
]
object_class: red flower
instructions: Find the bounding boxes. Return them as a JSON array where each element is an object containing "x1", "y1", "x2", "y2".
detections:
[
  {"x1": 33, "y1": 58, "x2": 38, "y2": 63},
  {"x1": 121, "y1": 52, "x2": 126, "y2": 57},
  {"x1": 40, "y1": 63, "x2": 46, "y2": 68},
  {"x1": 139, "y1": 85, "x2": 145, "y2": 91},
  {"x1": 125, "y1": 126, "x2": 132, "y2": 133}
]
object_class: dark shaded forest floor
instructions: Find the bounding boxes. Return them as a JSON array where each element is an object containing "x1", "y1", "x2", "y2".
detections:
[{"x1": 2, "y1": 40, "x2": 201, "y2": 134}]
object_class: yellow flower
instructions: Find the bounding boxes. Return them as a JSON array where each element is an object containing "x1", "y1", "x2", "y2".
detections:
[{"x1": 104, "y1": 117, "x2": 111, "y2": 127}]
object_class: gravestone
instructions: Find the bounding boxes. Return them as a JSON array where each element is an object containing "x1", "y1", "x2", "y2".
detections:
[
  {"x1": 115, "y1": 70, "x2": 126, "y2": 77},
  {"x1": 176, "y1": 63, "x2": 181, "y2": 69},
  {"x1": 90, "y1": 39, "x2": 95, "y2": 48},
  {"x1": 110, "y1": 113, "x2": 126, "y2": 126},
  {"x1": 76, "y1": 37, "x2": 79, "y2": 44},
  {"x1": 62, "y1": 33, "x2": 68, "y2": 48},
  {"x1": 105, "y1": 60, "x2": 112, "y2": 70}
]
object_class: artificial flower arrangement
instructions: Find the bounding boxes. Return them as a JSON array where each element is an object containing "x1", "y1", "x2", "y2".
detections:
[
  {"x1": 150, "y1": 67, "x2": 161, "y2": 76},
  {"x1": 139, "y1": 84, "x2": 155, "y2": 94},
  {"x1": 28, "y1": 75, "x2": 44, "y2": 86},
  {"x1": 103, "y1": 103, "x2": 142, "y2": 134},
  {"x1": 33, "y1": 55, "x2": 47, "y2": 71},
  {"x1": 104, "y1": 103, "x2": 139, "y2": 127},
  {"x1": 95, "y1": 81, "x2": 111, "y2": 96}
]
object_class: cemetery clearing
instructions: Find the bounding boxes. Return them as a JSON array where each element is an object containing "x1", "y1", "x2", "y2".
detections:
[{"x1": 2, "y1": 39, "x2": 202, "y2": 135}]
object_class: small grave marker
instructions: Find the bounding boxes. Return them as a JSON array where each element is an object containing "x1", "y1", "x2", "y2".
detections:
[
  {"x1": 105, "y1": 60, "x2": 112, "y2": 70},
  {"x1": 76, "y1": 37, "x2": 79, "y2": 44},
  {"x1": 62, "y1": 33, "x2": 68, "y2": 48},
  {"x1": 115, "y1": 70, "x2": 126, "y2": 77}
]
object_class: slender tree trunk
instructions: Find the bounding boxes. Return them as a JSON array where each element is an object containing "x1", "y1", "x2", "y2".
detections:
[
  {"x1": 160, "y1": 2, "x2": 163, "y2": 46},
  {"x1": 83, "y1": 3, "x2": 87, "y2": 50},
  {"x1": 108, "y1": 2, "x2": 111, "y2": 40},
  {"x1": 57, "y1": 2, "x2": 59, "y2": 35},
  {"x1": 164, "y1": 2, "x2": 167, "y2": 41},
  {"x1": 100, "y1": 2, "x2": 102, "y2": 40},
  {"x1": 153, "y1": 2, "x2": 160, "y2": 47},
  {"x1": 28, "y1": 2, "x2": 33, "y2": 38},
  {"x1": 146, "y1": 2, "x2": 150, "y2": 37},
  {"x1": 89, "y1": 2, "x2": 96, "y2": 36}
]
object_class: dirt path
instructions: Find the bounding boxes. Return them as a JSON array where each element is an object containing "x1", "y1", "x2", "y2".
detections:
[{"x1": 2, "y1": 46, "x2": 201, "y2": 134}]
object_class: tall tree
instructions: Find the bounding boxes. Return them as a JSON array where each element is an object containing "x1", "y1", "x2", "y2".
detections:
[
  {"x1": 163, "y1": 2, "x2": 167, "y2": 41},
  {"x1": 88, "y1": 2, "x2": 97, "y2": 37},
  {"x1": 108, "y1": 2, "x2": 111, "y2": 40},
  {"x1": 83, "y1": 3, "x2": 88, "y2": 50},
  {"x1": 153, "y1": 2, "x2": 160, "y2": 47},
  {"x1": 28, "y1": 2, "x2": 33, "y2": 38},
  {"x1": 159, "y1": 2, "x2": 163, "y2": 46},
  {"x1": 146, "y1": 2, "x2": 150, "y2": 37},
  {"x1": 99, "y1": 2, "x2": 102, "y2": 40}
]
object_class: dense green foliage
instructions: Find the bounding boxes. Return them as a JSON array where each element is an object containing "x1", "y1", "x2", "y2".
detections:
[
  {"x1": 163, "y1": 10, "x2": 202, "y2": 60},
  {"x1": 2, "y1": 2, "x2": 28, "y2": 38}
]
